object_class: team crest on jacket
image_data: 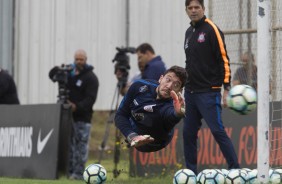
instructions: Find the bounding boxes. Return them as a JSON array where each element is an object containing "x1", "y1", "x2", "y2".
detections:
[
  {"x1": 197, "y1": 32, "x2": 206, "y2": 43},
  {"x1": 76, "y1": 79, "x2": 82, "y2": 87},
  {"x1": 139, "y1": 85, "x2": 148, "y2": 93}
]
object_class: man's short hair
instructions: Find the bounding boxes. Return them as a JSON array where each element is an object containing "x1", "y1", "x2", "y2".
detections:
[
  {"x1": 242, "y1": 51, "x2": 255, "y2": 62},
  {"x1": 164, "y1": 66, "x2": 188, "y2": 88},
  {"x1": 136, "y1": 43, "x2": 155, "y2": 54},
  {"x1": 185, "y1": 0, "x2": 204, "y2": 7}
]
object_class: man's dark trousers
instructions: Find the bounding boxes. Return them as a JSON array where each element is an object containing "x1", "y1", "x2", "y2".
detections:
[{"x1": 183, "y1": 91, "x2": 240, "y2": 174}]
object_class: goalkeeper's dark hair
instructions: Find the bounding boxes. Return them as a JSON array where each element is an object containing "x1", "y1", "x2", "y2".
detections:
[
  {"x1": 163, "y1": 66, "x2": 188, "y2": 88},
  {"x1": 185, "y1": 0, "x2": 204, "y2": 7}
]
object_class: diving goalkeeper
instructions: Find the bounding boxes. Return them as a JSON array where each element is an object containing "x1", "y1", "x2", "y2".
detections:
[{"x1": 115, "y1": 66, "x2": 187, "y2": 152}]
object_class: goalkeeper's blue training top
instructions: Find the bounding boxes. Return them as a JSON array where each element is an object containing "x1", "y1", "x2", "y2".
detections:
[{"x1": 115, "y1": 79, "x2": 181, "y2": 152}]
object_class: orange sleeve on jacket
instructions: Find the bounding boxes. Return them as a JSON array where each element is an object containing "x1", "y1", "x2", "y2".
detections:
[{"x1": 205, "y1": 18, "x2": 231, "y2": 84}]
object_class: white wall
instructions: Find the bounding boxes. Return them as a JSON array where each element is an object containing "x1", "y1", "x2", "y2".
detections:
[
  {"x1": 0, "y1": 0, "x2": 14, "y2": 73},
  {"x1": 13, "y1": 0, "x2": 188, "y2": 110},
  {"x1": 15, "y1": 0, "x2": 273, "y2": 109},
  {"x1": 14, "y1": 0, "x2": 126, "y2": 109}
]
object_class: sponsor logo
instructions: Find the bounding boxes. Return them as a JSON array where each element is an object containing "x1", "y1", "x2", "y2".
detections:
[
  {"x1": 131, "y1": 111, "x2": 144, "y2": 121},
  {"x1": 37, "y1": 129, "x2": 54, "y2": 154},
  {"x1": 184, "y1": 38, "x2": 189, "y2": 49},
  {"x1": 144, "y1": 104, "x2": 156, "y2": 112},
  {"x1": 0, "y1": 127, "x2": 33, "y2": 157}
]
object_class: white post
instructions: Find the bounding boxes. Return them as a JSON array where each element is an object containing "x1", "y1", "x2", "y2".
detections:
[{"x1": 257, "y1": 0, "x2": 270, "y2": 183}]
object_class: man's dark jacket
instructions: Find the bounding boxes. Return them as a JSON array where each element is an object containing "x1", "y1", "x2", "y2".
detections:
[
  {"x1": 184, "y1": 15, "x2": 231, "y2": 92},
  {"x1": 67, "y1": 65, "x2": 99, "y2": 122},
  {"x1": 0, "y1": 69, "x2": 20, "y2": 104},
  {"x1": 49, "y1": 65, "x2": 99, "y2": 123}
]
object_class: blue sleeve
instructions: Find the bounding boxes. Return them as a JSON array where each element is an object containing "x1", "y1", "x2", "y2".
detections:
[
  {"x1": 160, "y1": 103, "x2": 182, "y2": 131},
  {"x1": 114, "y1": 82, "x2": 139, "y2": 138}
]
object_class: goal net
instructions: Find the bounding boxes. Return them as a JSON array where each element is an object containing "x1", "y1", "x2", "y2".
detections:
[
  {"x1": 206, "y1": 0, "x2": 282, "y2": 182},
  {"x1": 269, "y1": 0, "x2": 282, "y2": 170}
]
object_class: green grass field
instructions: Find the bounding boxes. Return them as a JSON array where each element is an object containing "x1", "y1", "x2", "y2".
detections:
[
  {"x1": 0, "y1": 159, "x2": 174, "y2": 184},
  {"x1": 0, "y1": 111, "x2": 175, "y2": 184},
  {"x1": 0, "y1": 156, "x2": 174, "y2": 184}
]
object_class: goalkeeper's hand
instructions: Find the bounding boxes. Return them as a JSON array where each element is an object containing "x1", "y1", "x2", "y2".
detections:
[
  {"x1": 127, "y1": 134, "x2": 154, "y2": 147},
  {"x1": 170, "y1": 90, "x2": 185, "y2": 117}
]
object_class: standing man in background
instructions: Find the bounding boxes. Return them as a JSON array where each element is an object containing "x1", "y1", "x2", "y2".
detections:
[
  {"x1": 116, "y1": 43, "x2": 166, "y2": 96},
  {"x1": 49, "y1": 49, "x2": 99, "y2": 180},
  {"x1": 0, "y1": 68, "x2": 20, "y2": 104},
  {"x1": 67, "y1": 49, "x2": 99, "y2": 180},
  {"x1": 183, "y1": 0, "x2": 240, "y2": 175},
  {"x1": 136, "y1": 43, "x2": 166, "y2": 81},
  {"x1": 232, "y1": 51, "x2": 257, "y2": 90}
]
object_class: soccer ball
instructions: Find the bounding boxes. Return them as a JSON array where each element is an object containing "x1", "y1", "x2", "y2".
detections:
[
  {"x1": 227, "y1": 84, "x2": 257, "y2": 115},
  {"x1": 83, "y1": 164, "x2": 107, "y2": 184},
  {"x1": 241, "y1": 168, "x2": 252, "y2": 174},
  {"x1": 221, "y1": 169, "x2": 229, "y2": 177},
  {"x1": 197, "y1": 169, "x2": 225, "y2": 184},
  {"x1": 197, "y1": 169, "x2": 211, "y2": 183},
  {"x1": 269, "y1": 169, "x2": 282, "y2": 184},
  {"x1": 248, "y1": 169, "x2": 258, "y2": 184},
  {"x1": 173, "y1": 169, "x2": 197, "y2": 184},
  {"x1": 225, "y1": 169, "x2": 248, "y2": 184}
]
